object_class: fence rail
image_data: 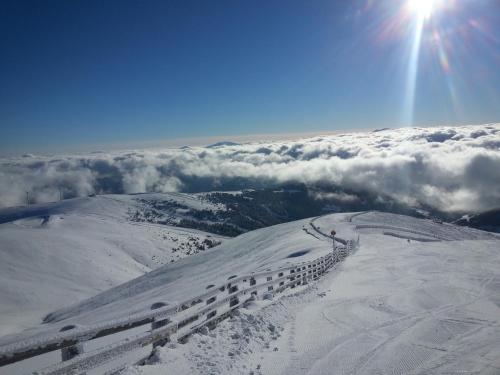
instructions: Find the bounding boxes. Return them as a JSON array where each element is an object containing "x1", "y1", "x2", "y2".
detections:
[{"x1": 0, "y1": 238, "x2": 358, "y2": 375}]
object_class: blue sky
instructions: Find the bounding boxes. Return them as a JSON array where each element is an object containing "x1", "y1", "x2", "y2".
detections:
[{"x1": 1, "y1": 0, "x2": 499, "y2": 153}]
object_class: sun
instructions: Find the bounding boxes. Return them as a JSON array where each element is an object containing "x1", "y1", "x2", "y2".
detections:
[{"x1": 408, "y1": 0, "x2": 437, "y2": 20}]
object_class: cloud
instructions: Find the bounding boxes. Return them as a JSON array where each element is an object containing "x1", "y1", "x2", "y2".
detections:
[{"x1": 0, "y1": 124, "x2": 499, "y2": 213}]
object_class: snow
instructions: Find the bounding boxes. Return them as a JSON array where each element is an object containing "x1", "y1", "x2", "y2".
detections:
[
  {"x1": 0, "y1": 195, "x2": 226, "y2": 336},
  {"x1": 116, "y1": 212, "x2": 500, "y2": 375},
  {"x1": 0, "y1": 213, "x2": 338, "y2": 364},
  {"x1": 3, "y1": 217, "x2": 332, "y2": 340},
  {"x1": 1, "y1": 210, "x2": 500, "y2": 375}
]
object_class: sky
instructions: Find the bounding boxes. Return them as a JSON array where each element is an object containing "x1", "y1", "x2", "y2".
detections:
[{"x1": 0, "y1": 0, "x2": 499, "y2": 153}]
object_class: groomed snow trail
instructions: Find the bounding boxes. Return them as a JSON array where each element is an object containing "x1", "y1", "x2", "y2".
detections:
[
  {"x1": 121, "y1": 212, "x2": 500, "y2": 375},
  {"x1": 260, "y1": 215, "x2": 500, "y2": 375}
]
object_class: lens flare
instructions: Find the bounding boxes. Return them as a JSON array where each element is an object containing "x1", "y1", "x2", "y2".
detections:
[
  {"x1": 403, "y1": 13, "x2": 425, "y2": 126},
  {"x1": 403, "y1": 0, "x2": 446, "y2": 125},
  {"x1": 358, "y1": 0, "x2": 500, "y2": 126}
]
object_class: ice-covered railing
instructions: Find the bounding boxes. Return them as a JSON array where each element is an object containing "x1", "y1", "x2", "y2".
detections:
[{"x1": 0, "y1": 239, "x2": 359, "y2": 375}]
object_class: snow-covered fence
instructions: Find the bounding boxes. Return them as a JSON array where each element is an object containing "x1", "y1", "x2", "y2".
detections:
[
  {"x1": 0, "y1": 241, "x2": 357, "y2": 375},
  {"x1": 309, "y1": 219, "x2": 348, "y2": 245}
]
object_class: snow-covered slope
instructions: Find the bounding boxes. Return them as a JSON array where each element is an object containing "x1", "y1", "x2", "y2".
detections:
[
  {"x1": 115, "y1": 212, "x2": 500, "y2": 375},
  {"x1": 60, "y1": 221, "x2": 330, "y2": 323},
  {"x1": 0, "y1": 212, "x2": 343, "y2": 351},
  {"x1": 0, "y1": 195, "x2": 225, "y2": 336},
  {"x1": 1, "y1": 211, "x2": 499, "y2": 375},
  {"x1": 455, "y1": 208, "x2": 500, "y2": 234}
]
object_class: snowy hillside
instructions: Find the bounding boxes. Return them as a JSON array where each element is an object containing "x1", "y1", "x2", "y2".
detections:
[
  {"x1": 1, "y1": 211, "x2": 499, "y2": 375},
  {"x1": 0, "y1": 195, "x2": 225, "y2": 336},
  {"x1": 129, "y1": 187, "x2": 431, "y2": 237},
  {"x1": 119, "y1": 212, "x2": 500, "y2": 375},
  {"x1": 454, "y1": 208, "x2": 500, "y2": 234}
]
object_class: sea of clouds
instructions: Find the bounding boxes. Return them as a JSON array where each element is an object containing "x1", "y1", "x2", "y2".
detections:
[{"x1": 1, "y1": 124, "x2": 499, "y2": 213}]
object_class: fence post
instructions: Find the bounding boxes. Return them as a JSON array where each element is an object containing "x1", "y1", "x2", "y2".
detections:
[
  {"x1": 57, "y1": 325, "x2": 84, "y2": 362},
  {"x1": 151, "y1": 302, "x2": 170, "y2": 348},
  {"x1": 61, "y1": 343, "x2": 84, "y2": 361}
]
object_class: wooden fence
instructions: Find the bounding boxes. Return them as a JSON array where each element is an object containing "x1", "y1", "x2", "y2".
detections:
[{"x1": 0, "y1": 239, "x2": 357, "y2": 375}]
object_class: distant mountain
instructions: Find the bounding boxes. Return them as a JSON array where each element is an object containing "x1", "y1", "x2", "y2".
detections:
[
  {"x1": 205, "y1": 141, "x2": 241, "y2": 148},
  {"x1": 454, "y1": 208, "x2": 500, "y2": 233},
  {"x1": 130, "y1": 184, "x2": 433, "y2": 237}
]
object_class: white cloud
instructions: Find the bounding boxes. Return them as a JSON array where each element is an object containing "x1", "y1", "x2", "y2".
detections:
[{"x1": 0, "y1": 124, "x2": 499, "y2": 213}]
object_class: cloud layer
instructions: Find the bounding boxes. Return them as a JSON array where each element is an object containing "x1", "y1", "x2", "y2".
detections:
[{"x1": 1, "y1": 124, "x2": 499, "y2": 213}]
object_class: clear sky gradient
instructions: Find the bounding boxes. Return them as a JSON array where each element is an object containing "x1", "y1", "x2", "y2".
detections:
[{"x1": 1, "y1": 0, "x2": 499, "y2": 152}]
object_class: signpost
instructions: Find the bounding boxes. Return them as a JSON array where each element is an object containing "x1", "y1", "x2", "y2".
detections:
[{"x1": 330, "y1": 229, "x2": 336, "y2": 252}]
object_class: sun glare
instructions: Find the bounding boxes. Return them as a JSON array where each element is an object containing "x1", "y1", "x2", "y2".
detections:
[{"x1": 408, "y1": 0, "x2": 436, "y2": 19}]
